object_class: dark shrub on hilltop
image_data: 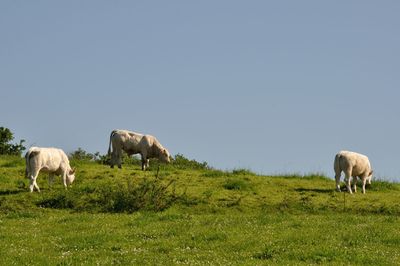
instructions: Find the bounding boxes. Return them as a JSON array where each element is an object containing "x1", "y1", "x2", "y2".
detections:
[
  {"x1": 171, "y1": 154, "x2": 209, "y2": 170},
  {"x1": 0, "y1": 127, "x2": 26, "y2": 156}
]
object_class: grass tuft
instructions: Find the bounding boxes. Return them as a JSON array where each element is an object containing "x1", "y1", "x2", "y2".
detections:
[{"x1": 223, "y1": 178, "x2": 251, "y2": 191}]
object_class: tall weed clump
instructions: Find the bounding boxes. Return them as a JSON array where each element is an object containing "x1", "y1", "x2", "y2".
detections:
[
  {"x1": 36, "y1": 177, "x2": 187, "y2": 213},
  {"x1": 97, "y1": 177, "x2": 178, "y2": 213}
]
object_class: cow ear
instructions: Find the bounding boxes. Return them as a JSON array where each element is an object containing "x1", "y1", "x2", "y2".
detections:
[
  {"x1": 369, "y1": 170, "x2": 373, "y2": 176},
  {"x1": 70, "y1": 168, "x2": 76, "y2": 174}
]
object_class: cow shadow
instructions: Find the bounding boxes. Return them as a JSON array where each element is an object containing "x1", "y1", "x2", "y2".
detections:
[
  {"x1": 0, "y1": 189, "x2": 26, "y2": 196},
  {"x1": 294, "y1": 188, "x2": 333, "y2": 194}
]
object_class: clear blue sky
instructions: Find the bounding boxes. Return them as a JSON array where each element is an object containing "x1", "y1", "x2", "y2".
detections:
[{"x1": 1, "y1": 1, "x2": 400, "y2": 181}]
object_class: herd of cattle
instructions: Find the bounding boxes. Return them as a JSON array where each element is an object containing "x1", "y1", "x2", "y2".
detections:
[{"x1": 23, "y1": 129, "x2": 374, "y2": 194}]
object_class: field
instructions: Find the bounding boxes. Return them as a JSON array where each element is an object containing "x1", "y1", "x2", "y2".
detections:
[{"x1": 0, "y1": 155, "x2": 399, "y2": 265}]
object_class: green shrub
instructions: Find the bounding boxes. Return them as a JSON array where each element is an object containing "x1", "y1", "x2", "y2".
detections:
[
  {"x1": 69, "y1": 148, "x2": 94, "y2": 161},
  {"x1": 171, "y1": 154, "x2": 209, "y2": 170},
  {"x1": 97, "y1": 178, "x2": 178, "y2": 213},
  {"x1": 0, "y1": 127, "x2": 26, "y2": 156},
  {"x1": 36, "y1": 177, "x2": 190, "y2": 213}
]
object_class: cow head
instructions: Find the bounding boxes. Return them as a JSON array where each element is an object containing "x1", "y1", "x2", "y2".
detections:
[
  {"x1": 67, "y1": 168, "x2": 76, "y2": 185},
  {"x1": 159, "y1": 148, "x2": 171, "y2": 163}
]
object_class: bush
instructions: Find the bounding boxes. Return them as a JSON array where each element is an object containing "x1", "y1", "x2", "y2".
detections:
[
  {"x1": 171, "y1": 154, "x2": 209, "y2": 170},
  {"x1": 69, "y1": 148, "x2": 99, "y2": 161},
  {"x1": 97, "y1": 178, "x2": 178, "y2": 213},
  {"x1": 0, "y1": 127, "x2": 26, "y2": 156},
  {"x1": 36, "y1": 177, "x2": 188, "y2": 213}
]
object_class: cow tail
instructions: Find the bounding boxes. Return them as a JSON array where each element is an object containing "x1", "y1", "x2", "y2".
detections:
[
  {"x1": 25, "y1": 150, "x2": 39, "y2": 178},
  {"x1": 108, "y1": 130, "x2": 116, "y2": 156},
  {"x1": 334, "y1": 153, "x2": 342, "y2": 173}
]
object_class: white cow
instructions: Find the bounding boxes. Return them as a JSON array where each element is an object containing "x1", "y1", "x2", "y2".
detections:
[
  {"x1": 108, "y1": 129, "x2": 171, "y2": 170},
  {"x1": 334, "y1": 150, "x2": 373, "y2": 194},
  {"x1": 25, "y1": 147, "x2": 76, "y2": 192}
]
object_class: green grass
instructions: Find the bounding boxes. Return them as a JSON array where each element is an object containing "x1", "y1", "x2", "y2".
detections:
[{"x1": 1, "y1": 155, "x2": 399, "y2": 265}]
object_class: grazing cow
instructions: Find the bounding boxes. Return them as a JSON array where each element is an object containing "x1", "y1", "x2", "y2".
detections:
[
  {"x1": 334, "y1": 150, "x2": 373, "y2": 194},
  {"x1": 107, "y1": 129, "x2": 171, "y2": 170},
  {"x1": 25, "y1": 147, "x2": 76, "y2": 192}
]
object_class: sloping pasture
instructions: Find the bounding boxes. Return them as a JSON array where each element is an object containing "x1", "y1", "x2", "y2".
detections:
[{"x1": 0, "y1": 156, "x2": 399, "y2": 265}]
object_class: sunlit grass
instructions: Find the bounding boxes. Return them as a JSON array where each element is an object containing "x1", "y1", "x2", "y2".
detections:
[{"x1": 0, "y1": 155, "x2": 399, "y2": 265}]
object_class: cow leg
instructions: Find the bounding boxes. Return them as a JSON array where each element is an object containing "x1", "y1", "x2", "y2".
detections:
[
  {"x1": 344, "y1": 173, "x2": 353, "y2": 194},
  {"x1": 361, "y1": 177, "x2": 367, "y2": 194},
  {"x1": 110, "y1": 154, "x2": 114, "y2": 168},
  {"x1": 110, "y1": 151, "x2": 121, "y2": 169},
  {"x1": 29, "y1": 176, "x2": 35, "y2": 192},
  {"x1": 29, "y1": 170, "x2": 40, "y2": 192},
  {"x1": 62, "y1": 172, "x2": 68, "y2": 189},
  {"x1": 116, "y1": 151, "x2": 122, "y2": 169},
  {"x1": 352, "y1": 176, "x2": 357, "y2": 193},
  {"x1": 335, "y1": 172, "x2": 341, "y2": 192},
  {"x1": 141, "y1": 154, "x2": 148, "y2": 171},
  {"x1": 109, "y1": 151, "x2": 115, "y2": 168},
  {"x1": 33, "y1": 179, "x2": 40, "y2": 192}
]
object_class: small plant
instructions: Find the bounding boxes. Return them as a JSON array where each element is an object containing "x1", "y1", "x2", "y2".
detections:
[{"x1": 253, "y1": 245, "x2": 276, "y2": 260}]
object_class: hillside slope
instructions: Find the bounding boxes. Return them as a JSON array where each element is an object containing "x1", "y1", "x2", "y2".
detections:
[{"x1": 0, "y1": 156, "x2": 399, "y2": 265}]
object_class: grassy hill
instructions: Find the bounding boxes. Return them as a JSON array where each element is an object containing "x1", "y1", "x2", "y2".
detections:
[{"x1": 0, "y1": 155, "x2": 399, "y2": 265}]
